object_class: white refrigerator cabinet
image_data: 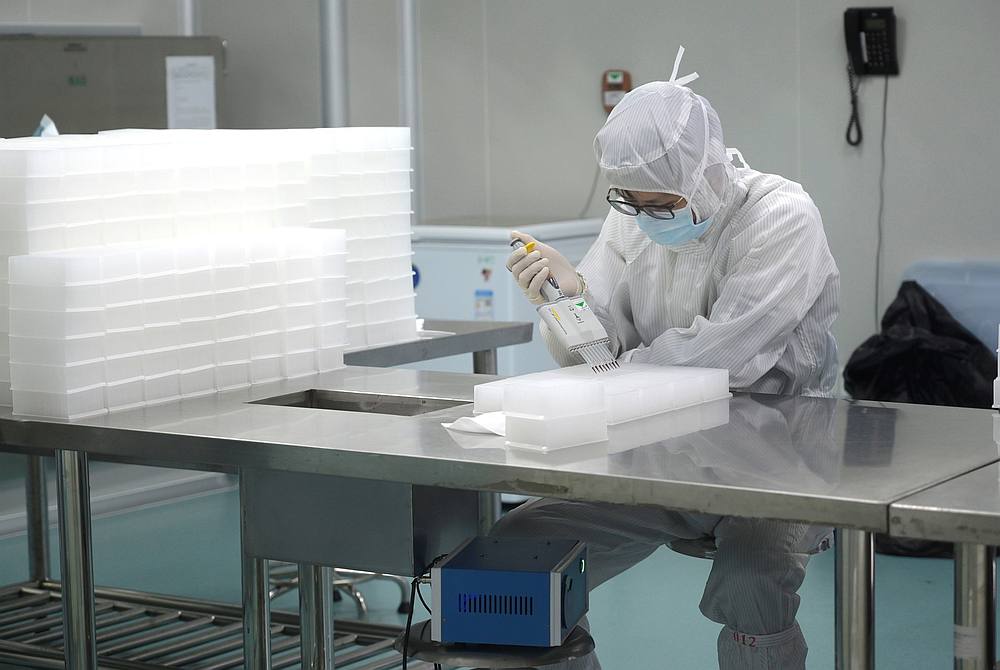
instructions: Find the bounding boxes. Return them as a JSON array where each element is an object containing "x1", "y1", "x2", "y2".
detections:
[{"x1": 411, "y1": 217, "x2": 604, "y2": 375}]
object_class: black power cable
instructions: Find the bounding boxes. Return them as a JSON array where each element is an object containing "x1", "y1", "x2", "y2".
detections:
[
  {"x1": 400, "y1": 554, "x2": 449, "y2": 670},
  {"x1": 416, "y1": 582, "x2": 433, "y2": 616},
  {"x1": 401, "y1": 578, "x2": 418, "y2": 670},
  {"x1": 874, "y1": 74, "x2": 889, "y2": 329},
  {"x1": 577, "y1": 164, "x2": 603, "y2": 219},
  {"x1": 845, "y1": 63, "x2": 863, "y2": 146},
  {"x1": 845, "y1": 64, "x2": 890, "y2": 330}
]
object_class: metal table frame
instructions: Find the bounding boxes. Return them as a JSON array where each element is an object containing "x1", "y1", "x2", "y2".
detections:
[
  {"x1": 4, "y1": 382, "x2": 998, "y2": 670},
  {"x1": 15, "y1": 454, "x2": 883, "y2": 670},
  {"x1": 13, "y1": 435, "x2": 885, "y2": 670},
  {"x1": 889, "y1": 457, "x2": 1000, "y2": 670}
]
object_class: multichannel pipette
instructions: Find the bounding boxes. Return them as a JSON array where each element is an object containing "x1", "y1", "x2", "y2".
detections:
[{"x1": 510, "y1": 239, "x2": 619, "y2": 374}]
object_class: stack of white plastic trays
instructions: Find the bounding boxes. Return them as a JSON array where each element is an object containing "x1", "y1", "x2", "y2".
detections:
[
  {"x1": 473, "y1": 364, "x2": 733, "y2": 423},
  {"x1": 270, "y1": 132, "x2": 310, "y2": 229},
  {"x1": 241, "y1": 139, "x2": 277, "y2": 234},
  {"x1": 306, "y1": 129, "x2": 361, "y2": 348},
  {"x1": 102, "y1": 247, "x2": 145, "y2": 411},
  {"x1": 0, "y1": 137, "x2": 105, "y2": 404},
  {"x1": 14, "y1": 136, "x2": 106, "y2": 255},
  {"x1": 130, "y1": 134, "x2": 178, "y2": 243},
  {"x1": 6, "y1": 228, "x2": 348, "y2": 419},
  {"x1": 0, "y1": 133, "x2": 180, "y2": 259},
  {"x1": 211, "y1": 236, "x2": 250, "y2": 390},
  {"x1": 9, "y1": 253, "x2": 107, "y2": 419},
  {"x1": 310, "y1": 229, "x2": 348, "y2": 371},
  {"x1": 305, "y1": 127, "x2": 415, "y2": 350},
  {"x1": 0, "y1": 138, "x2": 63, "y2": 272},
  {"x1": 213, "y1": 136, "x2": 256, "y2": 236},
  {"x1": 173, "y1": 132, "x2": 224, "y2": 239},
  {"x1": 65, "y1": 137, "x2": 111, "y2": 250},
  {"x1": 100, "y1": 137, "x2": 144, "y2": 247},
  {"x1": 0, "y1": 140, "x2": 39, "y2": 404},
  {"x1": 137, "y1": 244, "x2": 180, "y2": 404},
  {"x1": 360, "y1": 210, "x2": 416, "y2": 346},
  {"x1": 279, "y1": 231, "x2": 321, "y2": 379},
  {"x1": 248, "y1": 234, "x2": 284, "y2": 384},
  {"x1": 503, "y1": 377, "x2": 608, "y2": 451},
  {"x1": 354, "y1": 129, "x2": 415, "y2": 347},
  {"x1": 0, "y1": 128, "x2": 411, "y2": 410},
  {"x1": 175, "y1": 240, "x2": 216, "y2": 400}
]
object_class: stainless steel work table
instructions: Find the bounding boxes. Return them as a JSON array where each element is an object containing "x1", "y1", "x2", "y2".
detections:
[
  {"x1": 1, "y1": 374, "x2": 998, "y2": 670},
  {"x1": 890, "y1": 419, "x2": 1000, "y2": 670}
]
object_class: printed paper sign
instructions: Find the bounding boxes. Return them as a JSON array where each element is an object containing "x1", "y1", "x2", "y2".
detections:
[{"x1": 165, "y1": 56, "x2": 217, "y2": 129}]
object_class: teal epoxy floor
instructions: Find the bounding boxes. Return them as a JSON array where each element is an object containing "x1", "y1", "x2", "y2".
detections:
[{"x1": 0, "y1": 487, "x2": 970, "y2": 668}]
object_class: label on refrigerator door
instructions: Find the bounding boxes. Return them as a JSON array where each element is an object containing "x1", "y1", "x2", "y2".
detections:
[
  {"x1": 474, "y1": 289, "x2": 494, "y2": 320},
  {"x1": 954, "y1": 625, "x2": 985, "y2": 659},
  {"x1": 165, "y1": 56, "x2": 217, "y2": 129}
]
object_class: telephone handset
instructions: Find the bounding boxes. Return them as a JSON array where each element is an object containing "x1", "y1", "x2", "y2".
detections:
[{"x1": 844, "y1": 7, "x2": 899, "y2": 76}]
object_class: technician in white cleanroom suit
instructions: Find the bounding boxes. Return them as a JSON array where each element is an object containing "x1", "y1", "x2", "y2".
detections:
[{"x1": 497, "y1": 58, "x2": 840, "y2": 669}]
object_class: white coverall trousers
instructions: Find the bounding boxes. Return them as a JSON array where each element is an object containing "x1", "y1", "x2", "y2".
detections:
[{"x1": 492, "y1": 498, "x2": 815, "y2": 669}]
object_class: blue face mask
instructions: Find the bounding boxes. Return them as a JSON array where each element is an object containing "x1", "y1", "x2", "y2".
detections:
[{"x1": 635, "y1": 207, "x2": 714, "y2": 247}]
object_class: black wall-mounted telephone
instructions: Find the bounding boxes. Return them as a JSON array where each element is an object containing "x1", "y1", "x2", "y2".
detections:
[
  {"x1": 844, "y1": 7, "x2": 899, "y2": 76},
  {"x1": 843, "y1": 7, "x2": 900, "y2": 145}
]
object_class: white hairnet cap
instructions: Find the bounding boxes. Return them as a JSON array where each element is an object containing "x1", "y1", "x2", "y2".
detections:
[{"x1": 594, "y1": 47, "x2": 735, "y2": 221}]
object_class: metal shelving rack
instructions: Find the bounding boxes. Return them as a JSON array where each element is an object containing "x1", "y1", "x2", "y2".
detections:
[{"x1": 0, "y1": 581, "x2": 431, "y2": 669}]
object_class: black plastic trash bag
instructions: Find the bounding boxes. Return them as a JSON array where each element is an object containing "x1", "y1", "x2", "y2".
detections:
[
  {"x1": 844, "y1": 280, "x2": 997, "y2": 409},
  {"x1": 844, "y1": 281, "x2": 998, "y2": 558}
]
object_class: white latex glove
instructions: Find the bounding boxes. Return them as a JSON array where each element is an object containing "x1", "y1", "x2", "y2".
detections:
[{"x1": 505, "y1": 231, "x2": 581, "y2": 305}]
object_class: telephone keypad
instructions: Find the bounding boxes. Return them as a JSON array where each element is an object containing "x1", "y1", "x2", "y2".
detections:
[{"x1": 864, "y1": 31, "x2": 892, "y2": 72}]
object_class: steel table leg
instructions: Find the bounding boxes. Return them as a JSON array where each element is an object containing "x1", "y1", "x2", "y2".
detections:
[
  {"x1": 835, "y1": 528, "x2": 874, "y2": 670},
  {"x1": 241, "y1": 473, "x2": 272, "y2": 670},
  {"x1": 56, "y1": 449, "x2": 97, "y2": 670},
  {"x1": 298, "y1": 564, "x2": 335, "y2": 669},
  {"x1": 242, "y1": 553, "x2": 271, "y2": 669},
  {"x1": 478, "y1": 491, "x2": 501, "y2": 535},
  {"x1": 473, "y1": 348, "x2": 502, "y2": 534},
  {"x1": 25, "y1": 454, "x2": 50, "y2": 582},
  {"x1": 472, "y1": 349, "x2": 498, "y2": 375},
  {"x1": 954, "y1": 542, "x2": 996, "y2": 669}
]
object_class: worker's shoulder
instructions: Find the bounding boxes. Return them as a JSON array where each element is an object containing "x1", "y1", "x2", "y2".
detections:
[
  {"x1": 720, "y1": 170, "x2": 831, "y2": 262},
  {"x1": 740, "y1": 170, "x2": 820, "y2": 219},
  {"x1": 730, "y1": 170, "x2": 824, "y2": 236}
]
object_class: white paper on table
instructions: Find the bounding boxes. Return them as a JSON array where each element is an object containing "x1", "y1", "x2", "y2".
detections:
[
  {"x1": 443, "y1": 429, "x2": 506, "y2": 451},
  {"x1": 442, "y1": 411, "x2": 506, "y2": 436},
  {"x1": 165, "y1": 56, "x2": 217, "y2": 129}
]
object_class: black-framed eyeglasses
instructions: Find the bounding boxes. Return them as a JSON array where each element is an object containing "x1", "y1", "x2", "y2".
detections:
[{"x1": 606, "y1": 188, "x2": 679, "y2": 220}]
